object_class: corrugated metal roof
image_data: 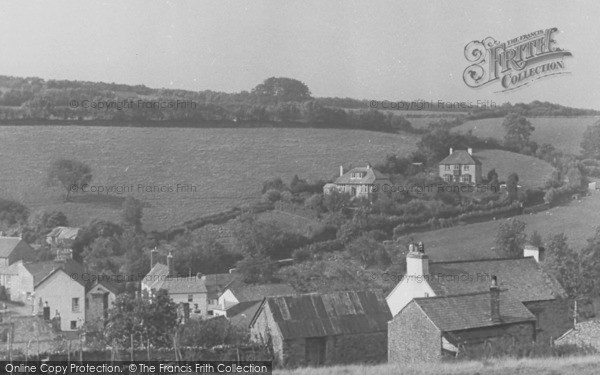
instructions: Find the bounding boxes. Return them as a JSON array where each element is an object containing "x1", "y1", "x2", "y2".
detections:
[
  {"x1": 263, "y1": 290, "x2": 391, "y2": 339},
  {"x1": 412, "y1": 291, "x2": 536, "y2": 332}
]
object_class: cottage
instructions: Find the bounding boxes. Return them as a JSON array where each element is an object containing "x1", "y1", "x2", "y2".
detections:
[
  {"x1": 324, "y1": 164, "x2": 390, "y2": 199},
  {"x1": 141, "y1": 253, "x2": 234, "y2": 317},
  {"x1": 85, "y1": 280, "x2": 120, "y2": 330},
  {"x1": 46, "y1": 226, "x2": 80, "y2": 259},
  {"x1": 249, "y1": 290, "x2": 392, "y2": 367},
  {"x1": 386, "y1": 243, "x2": 571, "y2": 343},
  {"x1": 388, "y1": 277, "x2": 536, "y2": 362},
  {"x1": 0, "y1": 236, "x2": 35, "y2": 289},
  {"x1": 438, "y1": 148, "x2": 482, "y2": 184}
]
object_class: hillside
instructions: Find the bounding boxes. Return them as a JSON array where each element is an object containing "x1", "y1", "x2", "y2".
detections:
[
  {"x1": 402, "y1": 191, "x2": 600, "y2": 261},
  {"x1": 0, "y1": 126, "x2": 418, "y2": 230},
  {"x1": 274, "y1": 355, "x2": 600, "y2": 375},
  {"x1": 454, "y1": 116, "x2": 600, "y2": 154},
  {"x1": 475, "y1": 149, "x2": 554, "y2": 188}
]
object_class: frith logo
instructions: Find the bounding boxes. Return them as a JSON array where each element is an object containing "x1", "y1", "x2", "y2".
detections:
[{"x1": 463, "y1": 28, "x2": 572, "y2": 92}]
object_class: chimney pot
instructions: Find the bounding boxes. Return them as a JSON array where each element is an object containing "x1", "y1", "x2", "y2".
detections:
[
  {"x1": 468, "y1": 147, "x2": 473, "y2": 155},
  {"x1": 167, "y1": 252, "x2": 174, "y2": 276},
  {"x1": 449, "y1": 147, "x2": 453, "y2": 155},
  {"x1": 340, "y1": 165, "x2": 344, "y2": 177}
]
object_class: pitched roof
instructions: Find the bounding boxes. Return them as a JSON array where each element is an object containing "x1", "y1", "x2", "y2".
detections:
[
  {"x1": 228, "y1": 283, "x2": 295, "y2": 303},
  {"x1": 439, "y1": 150, "x2": 481, "y2": 165},
  {"x1": 46, "y1": 227, "x2": 80, "y2": 241},
  {"x1": 334, "y1": 166, "x2": 389, "y2": 185},
  {"x1": 142, "y1": 263, "x2": 170, "y2": 290},
  {"x1": 161, "y1": 276, "x2": 207, "y2": 294},
  {"x1": 428, "y1": 257, "x2": 568, "y2": 302},
  {"x1": 251, "y1": 290, "x2": 391, "y2": 339},
  {"x1": 555, "y1": 319, "x2": 600, "y2": 350},
  {"x1": 24, "y1": 259, "x2": 86, "y2": 288},
  {"x1": 0, "y1": 237, "x2": 25, "y2": 258},
  {"x1": 411, "y1": 291, "x2": 536, "y2": 332},
  {"x1": 203, "y1": 273, "x2": 236, "y2": 296}
]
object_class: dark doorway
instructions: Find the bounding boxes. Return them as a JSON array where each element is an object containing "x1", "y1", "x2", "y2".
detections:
[{"x1": 305, "y1": 337, "x2": 326, "y2": 366}]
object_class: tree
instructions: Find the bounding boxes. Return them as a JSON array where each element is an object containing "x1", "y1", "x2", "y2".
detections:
[
  {"x1": 502, "y1": 113, "x2": 535, "y2": 150},
  {"x1": 581, "y1": 120, "x2": 600, "y2": 159},
  {"x1": 346, "y1": 233, "x2": 391, "y2": 268},
  {"x1": 529, "y1": 230, "x2": 543, "y2": 248},
  {"x1": 494, "y1": 218, "x2": 527, "y2": 258},
  {"x1": 252, "y1": 77, "x2": 312, "y2": 103},
  {"x1": 121, "y1": 196, "x2": 144, "y2": 229},
  {"x1": 506, "y1": 173, "x2": 519, "y2": 201},
  {"x1": 46, "y1": 159, "x2": 92, "y2": 201},
  {"x1": 236, "y1": 252, "x2": 277, "y2": 284},
  {"x1": 105, "y1": 290, "x2": 177, "y2": 347},
  {"x1": 487, "y1": 168, "x2": 498, "y2": 183}
]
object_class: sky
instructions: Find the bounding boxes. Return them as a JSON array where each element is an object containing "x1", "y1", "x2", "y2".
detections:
[{"x1": 0, "y1": 0, "x2": 598, "y2": 109}]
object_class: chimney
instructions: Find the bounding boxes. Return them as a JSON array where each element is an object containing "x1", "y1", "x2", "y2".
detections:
[
  {"x1": 449, "y1": 147, "x2": 453, "y2": 155},
  {"x1": 467, "y1": 147, "x2": 473, "y2": 155},
  {"x1": 490, "y1": 275, "x2": 501, "y2": 323},
  {"x1": 167, "y1": 252, "x2": 174, "y2": 276},
  {"x1": 150, "y1": 247, "x2": 158, "y2": 269},
  {"x1": 366, "y1": 163, "x2": 371, "y2": 170},
  {"x1": 340, "y1": 165, "x2": 344, "y2": 177},
  {"x1": 406, "y1": 242, "x2": 429, "y2": 277},
  {"x1": 524, "y1": 245, "x2": 545, "y2": 262},
  {"x1": 196, "y1": 272, "x2": 202, "y2": 279}
]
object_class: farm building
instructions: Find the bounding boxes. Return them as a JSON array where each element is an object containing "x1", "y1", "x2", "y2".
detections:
[
  {"x1": 323, "y1": 164, "x2": 390, "y2": 199},
  {"x1": 249, "y1": 290, "x2": 392, "y2": 367},
  {"x1": 388, "y1": 278, "x2": 537, "y2": 362},
  {"x1": 438, "y1": 147, "x2": 482, "y2": 184},
  {"x1": 386, "y1": 243, "x2": 572, "y2": 344}
]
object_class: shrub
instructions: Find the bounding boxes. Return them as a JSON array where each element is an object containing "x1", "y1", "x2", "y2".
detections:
[
  {"x1": 262, "y1": 189, "x2": 282, "y2": 203},
  {"x1": 292, "y1": 247, "x2": 311, "y2": 262}
]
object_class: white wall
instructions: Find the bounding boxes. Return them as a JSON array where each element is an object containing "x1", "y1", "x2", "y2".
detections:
[
  {"x1": 170, "y1": 292, "x2": 207, "y2": 315},
  {"x1": 35, "y1": 271, "x2": 85, "y2": 331},
  {"x1": 6, "y1": 261, "x2": 34, "y2": 303},
  {"x1": 217, "y1": 289, "x2": 239, "y2": 309},
  {"x1": 386, "y1": 277, "x2": 436, "y2": 317}
]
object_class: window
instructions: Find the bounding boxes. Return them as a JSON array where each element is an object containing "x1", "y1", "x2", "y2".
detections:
[
  {"x1": 444, "y1": 175, "x2": 452, "y2": 182},
  {"x1": 462, "y1": 175, "x2": 472, "y2": 183},
  {"x1": 444, "y1": 165, "x2": 450, "y2": 171},
  {"x1": 70, "y1": 321, "x2": 77, "y2": 329},
  {"x1": 194, "y1": 304, "x2": 198, "y2": 310},
  {"x1": 188, "y1": 294, "x2": 193, "y2": 302},
  {"x1": 453, "y1": 164, "x2": 460, "y2": 170},
  {"x1": 464, "y1": 165, "x2": 470, "y2": 171},
  {"x1": 72, "y1": 298, "x2": 80, "y2": 313}
]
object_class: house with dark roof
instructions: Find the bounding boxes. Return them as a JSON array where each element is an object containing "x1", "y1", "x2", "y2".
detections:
[
  {"x1": 438, "y1": 148, "x2": 482, "y2": 184},
  {"x1": 386, "y1": 243, "x2": 572, "y2": 344},
  {"x1": 141, "y1": 255, "x2": 234, "y2": 318},
  {"x1": 0, "y1": 236, "x2": 35, "y2": 288},
  {"x1": 324, "y1": 164, "x2": 391, "y2": 199},
  {"x1": 214, "y1": 282, "x2": 295, "y2": 327},
  {"x1": 249, "y1": 290, "x2": 392, "y2": 367},
  {"x1": 46, "y1": 226, "x2": 81, "y2": 260},
  {"x1": 388, "y1": 278, "x2": 537, "y2": 363}
]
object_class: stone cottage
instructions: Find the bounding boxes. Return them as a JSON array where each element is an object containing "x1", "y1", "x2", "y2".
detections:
[
  {"x1": 388, "y1": 277, "x2": 537, "y2": 362},
  {"x1": 249, "y1": 290, "x2": 392, "y2": 367},
  {"x1": 386, "y1": 243, "x2": 572, "y2": 344}
]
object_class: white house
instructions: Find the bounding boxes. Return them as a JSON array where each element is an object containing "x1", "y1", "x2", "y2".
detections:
[
  {"x1": 0, "y1": 237, "x2": 36, "y2": 290},
  {"x1": 324, "y1": 164, "x2": 391, "y2": 199}
]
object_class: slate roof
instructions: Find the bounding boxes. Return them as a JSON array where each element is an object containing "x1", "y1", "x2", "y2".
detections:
[
  {"x1": 334, "y1": 166, "x2": 389, "y2": 185},
  {"x1": 428, "y1": 257, "x2": 568, "y2": 302},
  {"x1": 46, "y1": 227, "x2": 80, "y2": 241},
  {"x1": 0, "y1": 237, "x2": 24, "y2": 258},
  {"x1": 141, "y1": 263, "x2": 170, "y2": 290},
  {"x1": 227, "y1": 283, "x2": 295, "y2": 303},
  {"x1": 411, "y1": 291, "x2": 536, "y2": 332},
  {"x1": 251, "y1": 290, "x2": 392, "y2": 339},
  {"x1": 439, "y1": 150, "x2": 481, "y2": 165},
  {"x1": 555, "y1": 319, "x2": 600, "y2": 350},
  {"x1": 23, "y1": 259, "x2": 86, "y2": 288},
  {"x1": 203, "y1": 273, "x2": 236, "y2": 297},
  {"x1": 161, "y1": 276, "x2": 207, "y2": 294}
]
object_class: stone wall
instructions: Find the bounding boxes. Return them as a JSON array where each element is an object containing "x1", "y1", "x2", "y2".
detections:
[
  {"x1": 451, "y1": 321, "x2": 535, "y2": 355},
  {"x1": 330, "y1": 332, "x2": 387, "y2": 364},
  {"x1": 388, "y1": 302, "x2": 442, "y2": 363}
]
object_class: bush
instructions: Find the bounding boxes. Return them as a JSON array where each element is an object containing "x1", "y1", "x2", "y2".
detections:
[
  {"x1": 292, "y1": 247, "x2": 311, "y2": 262},
  {"x1": 262, "y1": 189, "x2": 282, "y2": 203}
]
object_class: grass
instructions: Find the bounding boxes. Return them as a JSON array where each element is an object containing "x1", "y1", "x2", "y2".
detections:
[
  {"x1": 274, "y1": 355, "x2": 600, "y2": 375},
  {"x1": 475, "y1": 149, "x2": 554, "y2": 188},
  {"x1": 453, "y1": 116, "x2": 600, "y2": 154},
  {"x1": 0, "y1": 126, "x2": 418, "y2": 230},
  {"x1": 402, "y1": 191, "x2": 600, "y2": 262}
]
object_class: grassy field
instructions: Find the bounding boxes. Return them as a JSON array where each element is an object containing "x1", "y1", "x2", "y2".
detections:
[
  {"x1": 0, "y1": 126, "x2": 418, "y2": 230},
  {"x1": 454, "y1": 116, "x2": 600, "y2": 154},
  {"x1": 274, "y1": 355, "x2": 600, "y2": 375},
  {"x1": 402, "y1": 191, "x2": 600, "y2": 262},
  {"x1": 475, "y1": 149, "x2": 554, "y2": 188}
]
